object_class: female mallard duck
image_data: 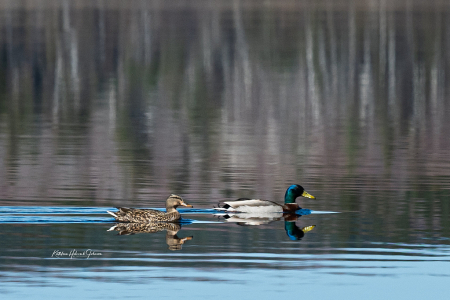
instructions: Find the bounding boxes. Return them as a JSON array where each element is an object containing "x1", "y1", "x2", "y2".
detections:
[
  {"x1": 107, "y1": 194, "x2": 193, "y2": 222},
  {"x1": 214, "y1": 184, "x2": 315, "y2": 213},
  {"x1": 107, "y1": 222, "x2": 193, "y2": 251}
]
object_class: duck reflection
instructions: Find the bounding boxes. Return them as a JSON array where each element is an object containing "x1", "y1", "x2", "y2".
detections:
[
  {"x1": 217, "y1": 212, "x2": 316, "y2": 240},
  {"x1": 283, "y1": 214, "x2": 316, "y2": 240},
  {"x1": 108, "y1": 222, "x2": 193, "y2": 251},
  {"x1": 218, "y1": 212, "x2": 283, "y2": 226}
]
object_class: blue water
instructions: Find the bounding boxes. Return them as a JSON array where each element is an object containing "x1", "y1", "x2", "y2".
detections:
[
  {"x1": 0, "y1": 206, "x2": 218, "y2": 223},
  {"x1": 1, "y1": 206, "x2": 449, "y2": 299},
  {"x1": 0, "y1": 206, "x2": 338, "y2": 223},
  {"x1": 1, "y1": 221, "x2": 449, "y2": 300}
]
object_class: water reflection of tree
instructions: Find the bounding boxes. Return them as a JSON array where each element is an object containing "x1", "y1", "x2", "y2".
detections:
[{"x1": 0, "y1": 1, "x2": 449, "y2": 239}]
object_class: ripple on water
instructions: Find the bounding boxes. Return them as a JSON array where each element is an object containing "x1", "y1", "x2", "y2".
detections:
[{"x1": 0, "y1": 206, "x2": 220, "y2": 224}]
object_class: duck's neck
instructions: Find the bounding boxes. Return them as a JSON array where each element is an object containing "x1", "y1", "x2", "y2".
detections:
[
  {"x1": 282, "y1": 203, "x2": 300, "y2": 212},
  {"x1": 284, "y1": 189, "x2": 297, "y2": 204},
  {"x1": 166, "y1": 206, "x2": 178, "y2": 213}
]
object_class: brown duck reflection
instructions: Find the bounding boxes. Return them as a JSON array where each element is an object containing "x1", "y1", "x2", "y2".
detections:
[
  {"x1": 108, "y1": 222, "x2": 193, "y2": 251},
  {"x1": 217, "y1": 212, "x2": 315, "y2": 240}
]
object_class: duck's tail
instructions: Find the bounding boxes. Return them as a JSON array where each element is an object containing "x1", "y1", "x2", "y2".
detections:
[
  {"x1": 213, "y1": 202, "x2": 227, "y2": 211},
  {"x1": 107, "y1": 224, "x2": 118, "y2": 231},
  {"x1": 213, "y1": 202, "x2": 235, "y2": 212},
  {"x1": 212, "y1": 207, "x2": 228, "y2": 211},
  {"x1": 107, "y1": 211, "x2": 118, "y2": 218}
]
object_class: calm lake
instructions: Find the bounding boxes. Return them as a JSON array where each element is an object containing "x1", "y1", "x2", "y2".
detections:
[{"x1": 1, "y1": 0, "x2": 450, "y2": 299}]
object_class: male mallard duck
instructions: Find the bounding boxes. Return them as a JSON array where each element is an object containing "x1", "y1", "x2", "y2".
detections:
[
  {"x1": 285, "y1": 221, "x2": 316, "y2": 240},
  {"x1": 214, "y1": 184, "x2": 315, "y2": 213},
  {"x1": 216, "y1": 212, "x2": 283, "y2": 226},
  {"x1": 107, "y1": 194, "x2": 193, "y2": 222}
]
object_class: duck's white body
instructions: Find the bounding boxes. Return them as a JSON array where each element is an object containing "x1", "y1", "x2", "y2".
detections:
[
  {"x1": 214, "y1": 185, "x2": 316, "y2": 213},
  {"x1": 213, "y1": 199, "x2": 283, "y2": 213},
  {"x1": 215, "y1": 212, "x2": 283, "y2": 225}
]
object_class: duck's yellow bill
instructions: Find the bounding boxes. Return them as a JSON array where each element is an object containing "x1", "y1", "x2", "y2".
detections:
[
  {"x1": 302, "y1": 191, "x2": 316, "y2": 199},
  {"x1": 182, "y1": 236, "x2": 193, "y2": 242},
  {"x1": 301, "y1": 225, "x2": 316, "y2": 233},
  {"x1": 181, "y1": 203, "x2": 193, "y2": 208}
]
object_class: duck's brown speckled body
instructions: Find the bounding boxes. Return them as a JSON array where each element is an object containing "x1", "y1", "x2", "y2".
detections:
[
  {"x1": 108, "y1": 222, "x2": 193, "y2": 250},
  {"x1": 109, "y1": 222, "x2": 182, "y2": 234},
  {"x1": 107, "y1": 194, "x2": 193, "y2": 223}
]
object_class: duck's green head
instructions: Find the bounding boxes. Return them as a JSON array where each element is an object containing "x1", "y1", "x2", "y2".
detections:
[{"x1": 284, "y1": 184, "x2": 315, "y2": 204}]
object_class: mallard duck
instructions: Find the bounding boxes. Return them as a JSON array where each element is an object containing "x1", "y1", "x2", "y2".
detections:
[
  {"x1": 107, "y1": 194, "x2": 193, "y2": 222},
  {"x1": 107, "y1": 222, "x2": 182, "y2": 234},
  {"x1": 214, "y1": 184, "x2": 315, "y2": 213},
  {"x1": 285, "y1": 221, "x2": 315, "y2": 240},
  {"x1": 108, "y1": 222, "x2": 193, "y2": 251},
  {"x1": 216, "y1": 212, "x2": 283, "y2": 226}
]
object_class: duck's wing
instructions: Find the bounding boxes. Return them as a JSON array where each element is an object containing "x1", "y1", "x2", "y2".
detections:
[
  {"x1": 116, "y1": 208, "x2": 165, "y2": 215},
  {"x1": 213, "y1": 199, "x2": 283, "y2": 213},
  {"x1": 107, "y1": 207, "x2": 136, "y2": 217},
  {"x1": 117, "y1": 207, "x2": 133, "y2": 213},
  {"x1": 107, "y1": 207, "x2": 166, "y2": 222},
  {"x1": 223, "y1": 199, "x2": 281, "y2": 208}
]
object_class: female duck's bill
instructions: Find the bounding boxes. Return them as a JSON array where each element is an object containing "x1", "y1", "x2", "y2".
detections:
[{"x1": 165, "y1": 194, "x2": 193, "y2": 211}]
